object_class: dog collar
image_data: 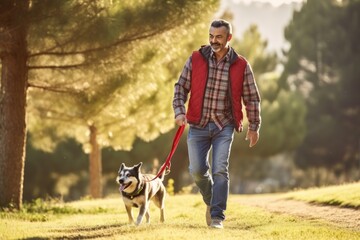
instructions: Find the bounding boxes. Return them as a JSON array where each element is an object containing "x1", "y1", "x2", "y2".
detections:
[{"x1": 122, "y1": 182, "x2": 144, "y2": 199}]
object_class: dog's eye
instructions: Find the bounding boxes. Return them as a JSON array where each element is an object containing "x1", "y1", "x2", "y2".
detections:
[{"x1": 126, "y1": 173, "x2": 130, "y2": 177}]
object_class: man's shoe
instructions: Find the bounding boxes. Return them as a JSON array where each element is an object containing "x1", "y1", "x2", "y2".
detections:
[
  {"x1": 206, "y1": 206, "x2": 211, "y2": 226},
  {"x1": 210, "y1": 218, "x2": 223, "y2": 229}
]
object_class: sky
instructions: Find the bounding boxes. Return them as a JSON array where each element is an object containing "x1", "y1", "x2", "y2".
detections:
[
  {"x1": 232, "y1": 0, "x2": 305, "y2": 7},
  {"x1": 216, "y1": 0, "x2": 305, "y2": 52}
]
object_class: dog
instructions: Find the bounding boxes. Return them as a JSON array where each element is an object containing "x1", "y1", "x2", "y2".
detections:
[{"x1": 116, "y1": 162, "x2": 166, "y2": 225}]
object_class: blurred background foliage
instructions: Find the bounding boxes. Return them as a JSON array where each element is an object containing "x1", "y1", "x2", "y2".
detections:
[{"x1": 22, "y1": 0, "x2": 359, "y2": 201}]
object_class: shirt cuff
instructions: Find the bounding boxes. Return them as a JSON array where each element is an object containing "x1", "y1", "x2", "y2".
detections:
[
  {"x1": 174, "y1": 107, "x2": 186, "y2": 118},
  {"x1": 248, "y1": 123, "x2": 260, "y2": 132}
]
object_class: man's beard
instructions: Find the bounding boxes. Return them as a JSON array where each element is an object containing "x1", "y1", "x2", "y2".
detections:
[{"x1": 210, "y1": 43, "x2": 221, "y2": 52}]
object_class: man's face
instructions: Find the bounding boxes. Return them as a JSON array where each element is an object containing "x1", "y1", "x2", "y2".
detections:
[{"x1": 209, "y1": 26, "x2": 232, "y2": 53}]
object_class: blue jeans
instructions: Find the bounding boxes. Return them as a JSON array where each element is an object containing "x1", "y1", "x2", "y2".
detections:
[{"x1": 187, "y1": 122, "x2": 235, "y2": 220}]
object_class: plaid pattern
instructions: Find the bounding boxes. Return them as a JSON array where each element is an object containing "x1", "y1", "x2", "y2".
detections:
[
  {"x1": 173, "y1": 47, "x2": 261, "y2": 131},
  {"x1": 242, "y1": 63, "x2": 261, "y2": 131}
]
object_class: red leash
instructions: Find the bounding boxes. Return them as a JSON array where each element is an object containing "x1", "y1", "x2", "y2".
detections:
[{"x1": 149, "y1": 124, "x2": 185, "y2": 181}]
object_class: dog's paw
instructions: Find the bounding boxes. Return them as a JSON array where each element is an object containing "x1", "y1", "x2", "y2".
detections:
[{"x1": 135, "y1": 219, "x2": 142, "y2": 226}]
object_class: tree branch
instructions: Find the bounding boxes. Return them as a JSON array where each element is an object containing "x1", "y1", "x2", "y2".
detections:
[
  {"x1": 27, "y1": 82, "x2": 81, "y2": 94},
  {"x1": 28, "y1": 63, "x2": 88, "y2": 70},
  {"x1": 28, "y1": 25, "x2": 172, "y2": 57}
]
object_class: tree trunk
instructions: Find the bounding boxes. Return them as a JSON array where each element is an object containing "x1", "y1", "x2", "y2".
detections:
[
  {"x1": 0, "y1": 1, "x2": 30, "y2": 209},
  {"x1": 89, "y1": 125, "x2": 102, "y2": 198}
]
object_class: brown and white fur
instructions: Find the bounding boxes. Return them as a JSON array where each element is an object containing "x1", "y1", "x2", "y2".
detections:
[{"x1": 116, "y1": 162, "x2": 166, "y2": 225}]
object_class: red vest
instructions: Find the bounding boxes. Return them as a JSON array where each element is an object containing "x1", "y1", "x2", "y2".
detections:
[{"x1": 186, "y1": 46, "x2": 247, "y2": 132}]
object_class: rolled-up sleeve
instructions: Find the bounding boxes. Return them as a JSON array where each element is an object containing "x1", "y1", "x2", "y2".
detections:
[
  {"x1": 242, "y1": 63, "x2": 261, "y2": 131},
  {"x1": 173, "y1": 57, "x2": 192, "y2": 118}
]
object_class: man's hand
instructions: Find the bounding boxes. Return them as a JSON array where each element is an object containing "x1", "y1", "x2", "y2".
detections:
[
  {"x1": 245, "y1": 129, "x2": 259, "y2": 147},
  {"x1": 175, "y1": 114, "x2": 187, "y2": 126}
]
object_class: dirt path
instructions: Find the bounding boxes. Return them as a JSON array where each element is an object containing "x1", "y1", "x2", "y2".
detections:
[{"x1": 237, "y1": 195, "x2": 360, "y2": 230}]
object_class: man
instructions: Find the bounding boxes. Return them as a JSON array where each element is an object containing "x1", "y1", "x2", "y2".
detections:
[{"x1": 172, "y1": 19, "x2": 261, "y2": 229}]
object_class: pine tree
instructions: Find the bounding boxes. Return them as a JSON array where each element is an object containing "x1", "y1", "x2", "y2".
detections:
[
  {"x1": 230, "y1": 25, "x2": 307, "y2": 158},
  {"x1": 280, "y1": 0, "x2": 360, "y2": 181},
  {"x1": 0, "y1": 0, "x2": 219, "y2": 208}
]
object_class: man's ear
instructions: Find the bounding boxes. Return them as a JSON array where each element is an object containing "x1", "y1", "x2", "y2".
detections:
[{"x1": 227, "y1": 33, "x2": 232, "y2": 42}]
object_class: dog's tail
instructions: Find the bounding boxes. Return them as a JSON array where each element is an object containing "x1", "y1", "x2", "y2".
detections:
[
  {"x1": 159, "y1": 167, "x2": 170, "y2": 181},
  {"x1": 147, "y1": 165, "x2": 170, "y2": 182}
]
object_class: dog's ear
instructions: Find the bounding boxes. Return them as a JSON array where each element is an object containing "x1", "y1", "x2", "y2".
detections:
[
  {"x1": 134, "y1": 162, "x2": 143, "y2": 170},
  {"x1": 120, "y1": 163, "x2": 125, "y2": 171}
]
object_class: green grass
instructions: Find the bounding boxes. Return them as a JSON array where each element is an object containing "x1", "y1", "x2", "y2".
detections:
[
  {"x1": 283, "y1": 181, "x2": 360, "y2": 209},
  {"x1": 0, "y1": 198, "x2": 110, "y2": 222},
  {"x1": 1, "y1": 191, "x2": 359, "y2": 240}
]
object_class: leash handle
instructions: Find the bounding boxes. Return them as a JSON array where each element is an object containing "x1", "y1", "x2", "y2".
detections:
[{"x1": 149, "y1": 124, "x2": 185, "y2": 181}]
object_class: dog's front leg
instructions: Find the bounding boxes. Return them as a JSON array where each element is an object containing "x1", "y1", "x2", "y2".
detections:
[
  {"x1": 136, "y1": 203, "x2": 148, "y2": 226},
  {"x1": 145, "y1": 210, "x2": 150, "y2": 224},
  {"x1": 160, "y1": 208, "x2": 165, "y2": 223},
  {"x1": 125, "y1": 205, "x2": 134, "y2": 224}
]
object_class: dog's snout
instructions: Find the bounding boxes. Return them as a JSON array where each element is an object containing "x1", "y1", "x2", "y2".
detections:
[{"x1": 119, "y1": 178, "x2": 124, "y2": 184}]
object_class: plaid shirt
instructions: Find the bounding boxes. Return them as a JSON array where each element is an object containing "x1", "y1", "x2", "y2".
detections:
[{"x1": 173, "y1": 47, "x2": 261, "y2": 131}]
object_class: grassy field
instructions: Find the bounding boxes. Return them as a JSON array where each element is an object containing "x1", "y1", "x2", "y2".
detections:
[
  {"x1": 284, "y1": 181, "x2": 360, "y2": 209},
  {"x1": 1, "y1": 183, "x2": 359, "y2": 239}
]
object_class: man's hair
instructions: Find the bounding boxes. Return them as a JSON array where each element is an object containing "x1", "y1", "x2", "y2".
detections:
[{"x1": 210, "y1": 19, "x2": 232, "y2": 35}]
